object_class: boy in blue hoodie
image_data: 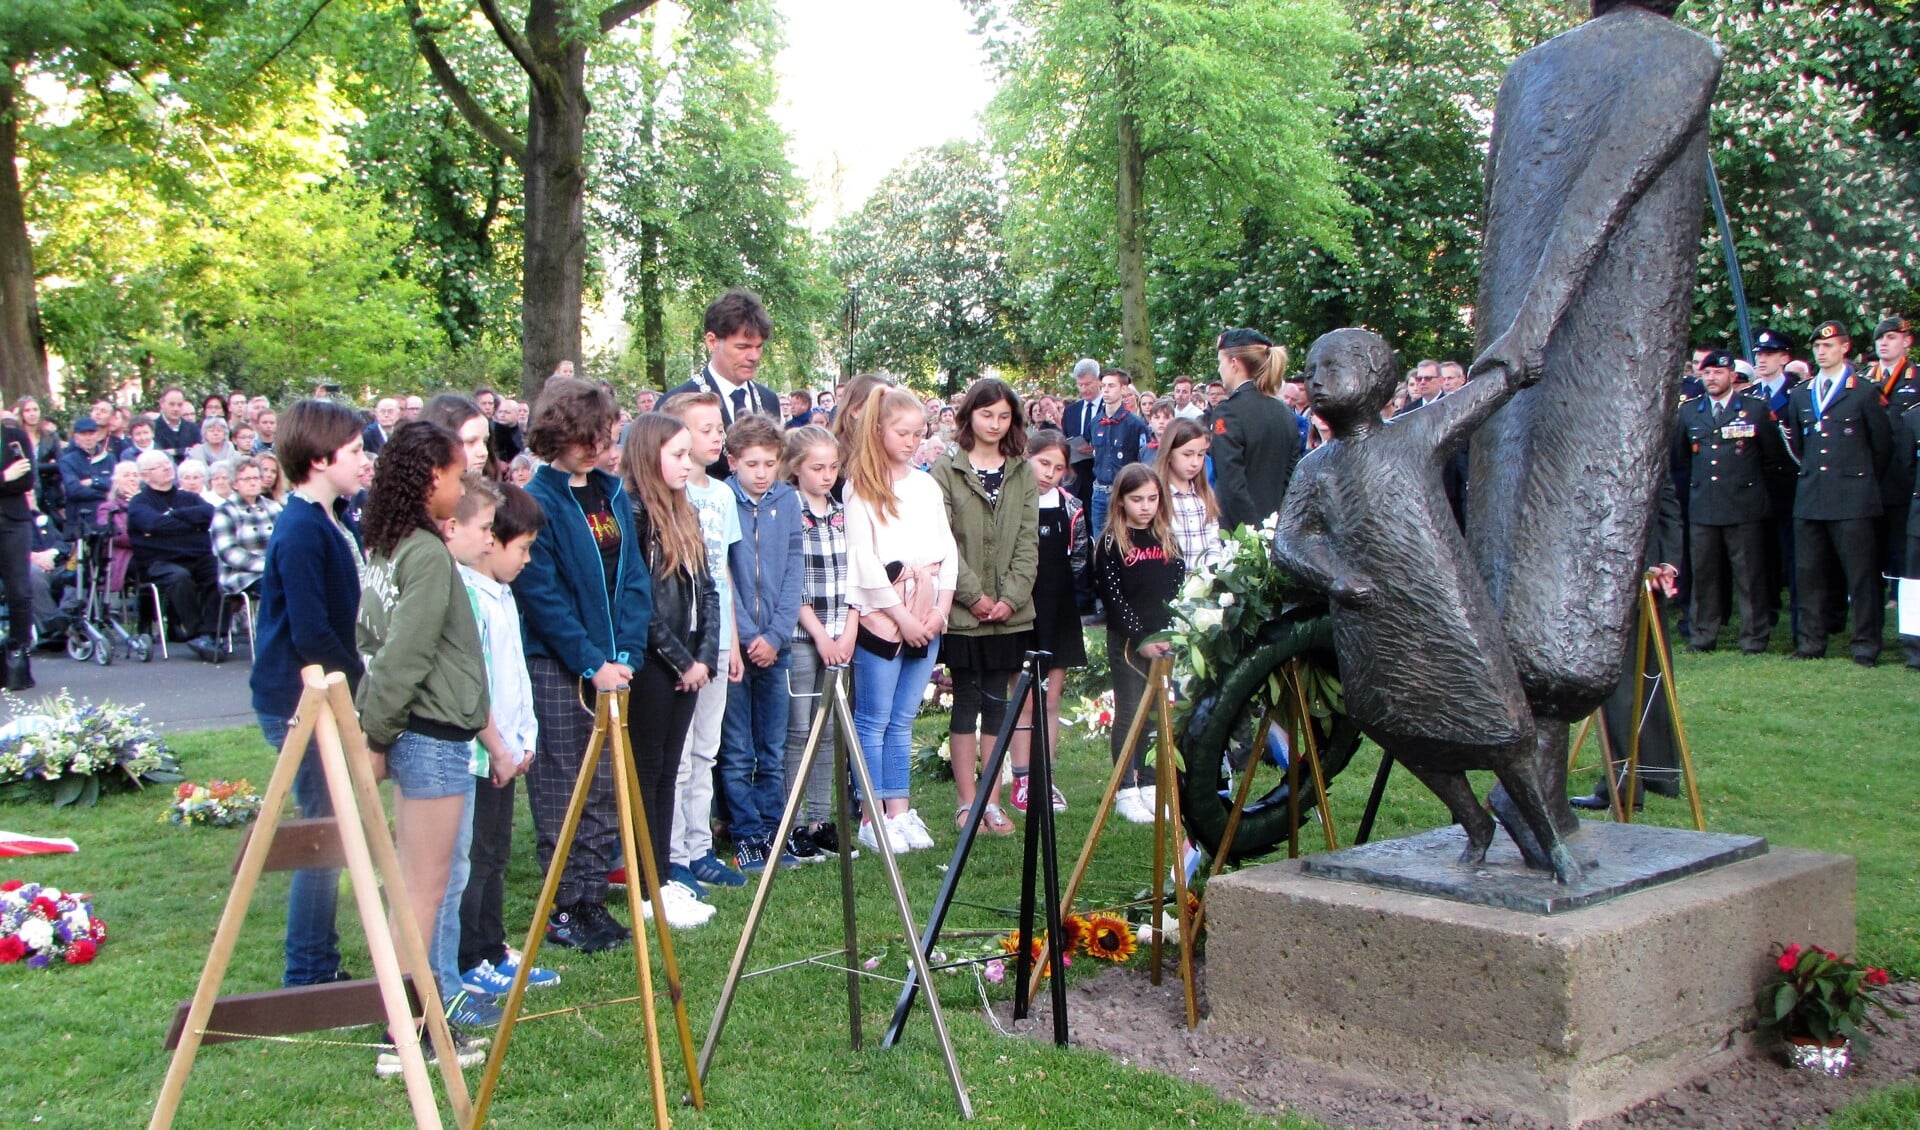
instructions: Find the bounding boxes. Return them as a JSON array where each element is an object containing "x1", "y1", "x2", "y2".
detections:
[{"x1": 718, "y1": 414, "x2": 804, "y2": 871}]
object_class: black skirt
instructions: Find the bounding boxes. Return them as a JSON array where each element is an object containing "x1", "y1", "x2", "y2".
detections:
[
  {"x1": 1028, "y1": 583, "x2": 1088, "y2": 669},
  {"x1": 942, "y1": 629, "x2": 1033, "y2": 673}
]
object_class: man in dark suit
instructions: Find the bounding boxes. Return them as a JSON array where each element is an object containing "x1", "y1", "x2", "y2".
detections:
[
  {"x1": 1060, "y1": 358, "x2": 1102, "y2": 512},
  {"x1": 1677, "y1": 350, "x2": 1790, "y2": 654},
  {"x1": 1783, "y1": 321, "x2": 1894, "y2": 665},
  {"x1": 665, "y1": 289, "x2": 782, "y2": 480},
  {"x1": 362, "y1": 397, "x2": 399, "y2": 456}
]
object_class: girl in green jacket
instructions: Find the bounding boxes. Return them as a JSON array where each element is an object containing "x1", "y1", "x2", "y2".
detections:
[
  {"x1": 931, "y1": 378, "x2": 1038, "y2": 835},
  {"x1": 356, "y1": 421, "x2": 492, "y2": 1044}
]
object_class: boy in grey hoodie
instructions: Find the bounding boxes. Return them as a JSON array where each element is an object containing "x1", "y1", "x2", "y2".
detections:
[{"x1": 717, "y1": 415, "x2": 804, "y2": 871}]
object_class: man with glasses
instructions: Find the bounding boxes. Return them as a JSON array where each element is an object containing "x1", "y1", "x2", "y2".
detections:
[{"x1": 1407, "y1": 360, "x2": 1447, "y2": 410}]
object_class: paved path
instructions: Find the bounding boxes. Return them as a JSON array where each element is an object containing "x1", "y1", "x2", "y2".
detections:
[{"x1": 0, "y1": 648, "x2": 257, "y2": 734}]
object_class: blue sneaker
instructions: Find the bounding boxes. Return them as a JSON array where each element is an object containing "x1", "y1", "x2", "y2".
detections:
[
  {"x1": 461, "y1": 960, "x2": 515, "y2": 998},
  {"x1": 445, "y1": 990, "x2": 503, "y2": 1029},
  {"x1": 691, "y1": 850, "x2": 747, "y2": 887},
  {"x1": 492, "y1": 951, "x2": 559, "y2": 990},
  {"x1": 667, "y1": 863, "x2": 709, "y2": 901}
]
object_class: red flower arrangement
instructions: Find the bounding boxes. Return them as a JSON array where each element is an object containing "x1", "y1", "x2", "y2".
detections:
[{"x1": 1757, "y1": 942, "x2": 1901, "y2": 1050}]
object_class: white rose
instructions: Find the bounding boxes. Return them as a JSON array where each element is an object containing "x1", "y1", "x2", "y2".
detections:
[
  {"x1": 1181, "y1": 574, "x2": 1209, "y2": 601},
  {"x1": 1194, "y1": 607, "x2": 1224, "y2": 631},
  {"x1": 18, "y1": 917, "x2": 53, "y2": 950},
  {"x1": 1218, "y1": 592, "x2": 1235, "y2": 608}
]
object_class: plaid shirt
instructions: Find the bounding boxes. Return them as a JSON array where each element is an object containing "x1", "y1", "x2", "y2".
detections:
[
  {"x1": 1168, "y1": 484, "x2": 1223, "y2": 571},
  {"x1": 799, "y1": 495, "x2": 849, "y2": 636},
  {"x1": 211, "y1": 495, "x2": 282, "y2": 594}
]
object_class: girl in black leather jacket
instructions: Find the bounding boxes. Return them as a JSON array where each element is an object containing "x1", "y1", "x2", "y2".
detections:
[{"x1": 620, "y1": 414, "x2": 720, "y2": 918}]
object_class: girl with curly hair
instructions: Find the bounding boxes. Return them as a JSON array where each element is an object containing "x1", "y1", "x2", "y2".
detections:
[{"x1": 354, "y1": 420, "x2": 495, "y2": 1047}]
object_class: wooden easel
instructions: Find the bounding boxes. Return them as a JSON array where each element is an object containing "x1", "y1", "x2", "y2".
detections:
[
  {"x1": 469, "y1": 689, "x2": 703, "y2": 1127},
  {"x1": 1189, "y1": 658, "x2": 1337, "y2": 942},
  {"x1": 151, "y1": 667, "x2": 470, "y2": 1130},
  {"x1": 697, "y1": 666, "x2": 972, "y2": 1118},
  {"x1": 1566, "y1": 572, "x2": 1707, "y2": 831},
  {"x1": 1029, "y1": 655, "x2": 1199, "y2": 1028}
]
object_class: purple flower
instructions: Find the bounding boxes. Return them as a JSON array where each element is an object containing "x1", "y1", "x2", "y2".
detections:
[
  {"x1": 26, "y1": 953, "x2": 50, "y2": 968},
  {"x1": 984, "y1": 959, "x2": 1006, "y2": 984}
]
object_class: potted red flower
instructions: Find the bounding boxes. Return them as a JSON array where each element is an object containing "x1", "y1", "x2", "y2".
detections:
[{"x1": 1754, "y1": 942, "x2": 1902, "y2": 1076}]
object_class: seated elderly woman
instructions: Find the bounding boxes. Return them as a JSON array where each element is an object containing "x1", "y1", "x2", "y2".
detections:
[
  {"x1": 210, "y1": 458, "x2": 282, "y2": 597},
  {"x1": 187, "y1": 417, "x2": 238, "y2": 466},
  {"x1": 127, "y1": 450, "x2": 222, "y2": 662}
]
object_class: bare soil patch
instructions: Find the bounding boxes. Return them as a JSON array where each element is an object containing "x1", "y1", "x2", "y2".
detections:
[{"x1": 999, "y1": 960, "x2": 1920, "y2": 1128}]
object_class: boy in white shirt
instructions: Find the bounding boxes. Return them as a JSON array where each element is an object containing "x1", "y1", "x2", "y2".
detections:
[
  {"x1": 660, "y1": 393, "x2": 747, "y2": 891},
  {"x1": 454, "y1": 482, "x2": 560, "y2": 997}
]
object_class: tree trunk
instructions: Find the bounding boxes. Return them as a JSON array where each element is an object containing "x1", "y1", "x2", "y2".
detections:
[
  {"x1": 636, "y1": 23, "x2": 666, "y2": 392},
  {"x1": 0, "y1": 76, "x2": 49, "y2": 404},
  {"x1": 519, "y1": 3, "x2": 589, "y2": 404},
  {"x1": 1115, "y1": 105, "x2": 1152, "y2": 384}
]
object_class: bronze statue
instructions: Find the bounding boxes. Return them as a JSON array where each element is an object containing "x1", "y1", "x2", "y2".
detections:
[
  {"x1": 1466, "y1": 0, "x2": 1723, "y2": 859},
  {"x1": 1273, "y1": 329, "x2": 1580, "y2": 883}
]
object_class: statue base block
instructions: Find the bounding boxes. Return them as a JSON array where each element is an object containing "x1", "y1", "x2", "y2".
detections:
[{"x1": 1206, "y1": 836, "x2": 1854, "y2": 1128}]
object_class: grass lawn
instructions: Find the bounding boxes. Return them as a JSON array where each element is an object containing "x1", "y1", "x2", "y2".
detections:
[{"x1": 1, "y1": 638, "x2": 1914, "y2": 1128}]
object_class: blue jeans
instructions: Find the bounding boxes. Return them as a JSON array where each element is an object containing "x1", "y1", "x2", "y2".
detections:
[
  {"x1": 261, "y1": 711, "x2": 340, "y2": 987},
  {"x1": 719, "y1": 647, "x2": 792, "y2": 843},
  {"x1": 851, "y1": 638, "x2": 941, "y2": 801},
  {"x1": 1090, "y1": 485, "x2": 1111, "y2": 541},
  {"x1": 432, "y1": 780, "x2": 475, "y2": 1003}
]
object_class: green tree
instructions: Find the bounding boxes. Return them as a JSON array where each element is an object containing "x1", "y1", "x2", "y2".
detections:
[
  {"x1": 828, "y1": 142, "x2": 1020, "y2": 395},
  {"x1": 593, "y1": 0, "x2": 827, "y2": 392},
  {"x1": 0, "y1": 0, "x2": 239, "y2": 402},
  {"x1": 1682, "y1": 0, "x2": 1918, "y2": 346},
  {"x1": 975, "y1": 0, "x2": 1356, "y2": 382},
  {"x1": 31, "y1": 79, "x2": 442, "y2": 403}
]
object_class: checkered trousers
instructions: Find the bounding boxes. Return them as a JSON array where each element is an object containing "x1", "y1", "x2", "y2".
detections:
[{"x1": 525, "y1": 656, "x2": 620, "y2": 908}]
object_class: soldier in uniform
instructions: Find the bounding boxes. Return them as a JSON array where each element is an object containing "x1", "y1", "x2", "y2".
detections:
[
  {"x1": 1752, "y1": 328, "x2": 1800, "y2": 623},
  {"x1": 1783, "y1": 321, "x2": 1894, "y2": 665},
  {"x1": 1677, "y1": 350, "x2": 1790, "y2": 653},
  {"x1": 1868, "y1": 316, "x2": 1916, "y2": 577}
]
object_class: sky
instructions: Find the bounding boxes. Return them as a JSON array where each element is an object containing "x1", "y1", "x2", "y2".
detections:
[{"x1": 771, "y1": 0, "x2": 999, "y2": 230}]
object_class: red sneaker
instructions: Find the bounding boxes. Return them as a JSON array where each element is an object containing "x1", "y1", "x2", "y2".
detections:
[
  {"x1": 1009, "y1": 775, "x2": 1030, "y2": 813},
  {"x1": 607, "y1": 868, "x2": 627, "y2": 887}
]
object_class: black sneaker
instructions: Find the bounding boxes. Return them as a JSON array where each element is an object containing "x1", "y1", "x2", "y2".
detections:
[
  {"x1": 546, "y1": 902, "x2": 603, "y2": 951},
  {"x1": 808, "y1": 822, "x2": 858, "y2": 860},
  {"x1": 786, "y1": 826, "x2": 823, "y2": 865},
  {"x1": 576, "y1": 901, "x2": 630, "y2": 951},
  {"x1": 735, "y1": 837, "x2": 770, "y2": 874},
  {"x1": 375, "y1": 1026, "x2": 488, "y2": 1077}
]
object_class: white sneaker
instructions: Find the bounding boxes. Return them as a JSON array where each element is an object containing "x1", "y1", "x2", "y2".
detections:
[
  {"x1": 859, "y1": 818, "x2": 910, "y2": 854},
  {"x1": 897, "y1": 809, "x2": 936, "y2": 850},
  {"x1": 1114, "y1": 786, "x2": 1156, "y2": 825},
  {"x1": 639, "y1": 881, "x2": 716, "y2": 929}
]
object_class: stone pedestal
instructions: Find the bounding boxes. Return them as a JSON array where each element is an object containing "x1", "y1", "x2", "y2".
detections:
[{"x1": 1205, "y1": 840, "x2": 1854, "y2": 1128}]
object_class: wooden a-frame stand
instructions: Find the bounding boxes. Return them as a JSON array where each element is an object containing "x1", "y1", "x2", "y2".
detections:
[
  {"x1": 151, "y1": 666, "x2": 471, "y2": 1130},
  {"x1": 697, "y1": 666, "x2": 972, "y2": 1119},
  {"x1": 469, "y1": 689, "x2": 703, "y2": 1128},
  {"x1": 1565, "y1": 571, "x2": 1707, "y2": 830}
]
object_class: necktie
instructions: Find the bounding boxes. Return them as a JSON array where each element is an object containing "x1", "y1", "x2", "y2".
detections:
[
  {"x1": 732, "y1": 386, "x2": 749, "y2": 421},
  {"x1": 1818, "y1": 378, "x2": 1832, "y2": 405}
]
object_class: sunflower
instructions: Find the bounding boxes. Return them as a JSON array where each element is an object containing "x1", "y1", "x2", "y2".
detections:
[
  {"x1": 1057, "y1": 914, "x2": 1090, "y2": 956},
  {"x1": 998, "y1": 931, "x2": 1072, "y2": 976},
  {"x1": 1085, "y1": 913, "x2": 1137, "y2": 962}
]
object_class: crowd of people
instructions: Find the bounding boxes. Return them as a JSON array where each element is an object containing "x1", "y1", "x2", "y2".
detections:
[{"x1": 4, "y1": 285, "x2": 1911, "y2": 1072}]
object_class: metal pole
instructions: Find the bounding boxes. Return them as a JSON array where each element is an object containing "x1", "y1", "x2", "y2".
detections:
[{"x1": 1706, "y1": 155, "x2": 1755, "y2": 362}]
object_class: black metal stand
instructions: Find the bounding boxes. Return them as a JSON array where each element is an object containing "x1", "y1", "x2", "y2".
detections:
[
  {"x1": 884, "y1": 650, "x2": 1068, "y2": 1047},
  {"x1": 1354, "y1": 751, "x2": 1395, "y2": 846}
]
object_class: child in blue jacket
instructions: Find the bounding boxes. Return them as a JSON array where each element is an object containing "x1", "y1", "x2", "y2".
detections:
[
  {"x1": 510, "y1": 378, "x2": 654, "y2": 952},
  {"x1": 718, "y1": 414, "x2": 804, "y2": 871}
]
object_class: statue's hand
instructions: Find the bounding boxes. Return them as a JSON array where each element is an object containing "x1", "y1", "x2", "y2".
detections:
[{"x1": 1470, "y1": 331, "x2": 1544, "y2": 389}]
